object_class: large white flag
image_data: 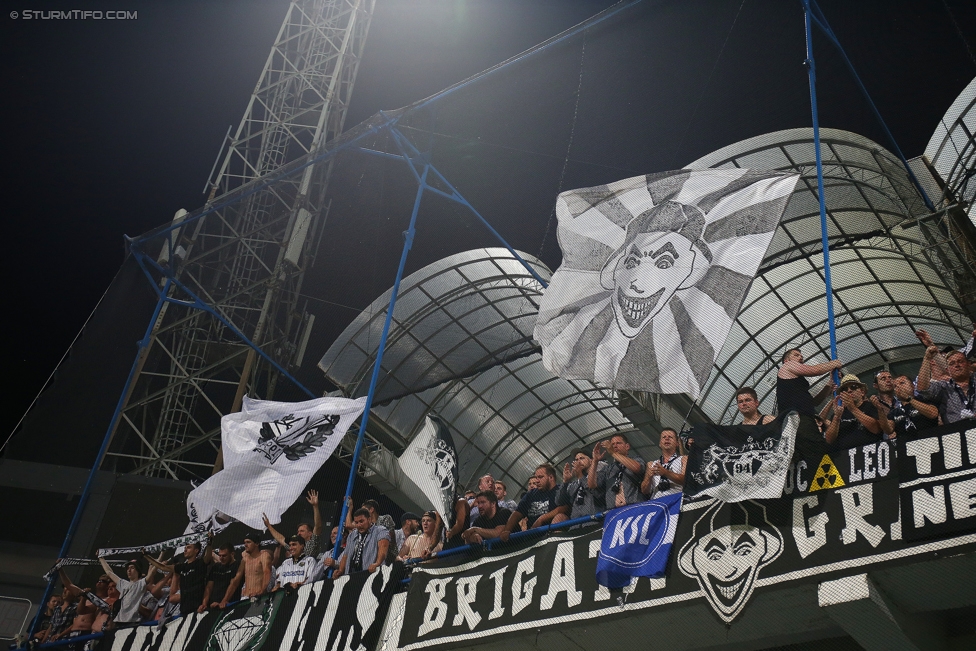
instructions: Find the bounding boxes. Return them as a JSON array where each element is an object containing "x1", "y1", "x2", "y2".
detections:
[
  {"x1": 534, "y1": 169, "x2": 799, "y2": 398},
  {"x1": 185, "y1": 395, "x2": 366, "y2": 532},
  {"x1": 397, "y1": 415, "x2": 458, "y2": 523}
]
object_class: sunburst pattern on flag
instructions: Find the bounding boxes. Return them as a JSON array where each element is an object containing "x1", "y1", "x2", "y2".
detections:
[{"x1": 534, "y1": 169, "x2": 799, "y2": 398}]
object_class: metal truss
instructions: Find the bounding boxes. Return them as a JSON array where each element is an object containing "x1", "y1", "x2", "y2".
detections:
[{"x1": 103, "y1": 0, "x2": 376, "y2": 479}]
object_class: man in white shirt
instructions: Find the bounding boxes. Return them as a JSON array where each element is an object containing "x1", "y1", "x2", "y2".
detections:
[
  {"x1": 274, "y1": 537, "x2": 315, "y2": 591},
  {"x1": 98, "y1": 558, "x2": 154, "y2": 624}
]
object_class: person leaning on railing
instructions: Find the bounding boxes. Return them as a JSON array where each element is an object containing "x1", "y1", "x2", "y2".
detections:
[
  {"x1": 498, "y1": 464, "x2": 567, "y2": 541},
  {"x1": 399, "y1": 510, "x2": 444, "y2": 561},
  {"x1": 335, "y1": 508, "x2": 389, "y2": 577}
]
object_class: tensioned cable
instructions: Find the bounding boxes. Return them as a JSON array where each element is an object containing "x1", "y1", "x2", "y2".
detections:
[
  {"x1": 2, "y1": 264, "x2": 123, "y2": 453},
  {"x1": 539, "y1": 28, "x2": 587, "y2": 260},
  {"x1": 941, "y1": 0, "x2": 976, "y2": 70},
  {"x1": 671, "y1": 0, "x2": 747, "y2": 160},
  {"x1": 395, "y1": 124, "x2": 643, "y2": 177}
]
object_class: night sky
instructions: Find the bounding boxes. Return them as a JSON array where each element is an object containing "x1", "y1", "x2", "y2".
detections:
[{"x1": 3, "y1": 0, "x2": 975, "y2": 446}]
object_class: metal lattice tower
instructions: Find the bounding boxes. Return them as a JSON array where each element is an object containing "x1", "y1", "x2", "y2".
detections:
[{"x1": 104, "y1": 0, "x2": 376, "y2": 479}]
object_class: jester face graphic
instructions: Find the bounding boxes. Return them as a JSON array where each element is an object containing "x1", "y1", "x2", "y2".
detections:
[
  {"x1": 600, "y1": 201, "x2": 712, "y2": 339},
  {"x1": 678, "y1": 500, "x2": 783, "y2": 622}
]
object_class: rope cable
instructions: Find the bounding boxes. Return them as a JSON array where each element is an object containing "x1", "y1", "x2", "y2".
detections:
[
  {"x1": 941, "y1": 0, "x2": 976, "y2": 70},
  {"x1": 671, "y1": 0, "x2": 747, "y2": 160},
  {"x1": 538, "y1": 28, "x2": 588, "y2": 260}
]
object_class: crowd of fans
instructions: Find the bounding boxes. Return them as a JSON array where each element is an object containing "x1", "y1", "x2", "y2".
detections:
[{"x1": 34, "y1": 324, "x2": 975, "y2": 644}]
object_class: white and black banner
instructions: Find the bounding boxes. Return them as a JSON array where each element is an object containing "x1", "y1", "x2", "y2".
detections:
[
  {"x1": 684, "y1": 413, "x2": 798, "y2": 501},
  {"x1": 393, "y1": 467, "x2": 976, "y2": 641},
  {"x1": 534, "y1": 169, "x2": 799, "y2": 398},
  {"x1": 106, "y1": 564, "x2": 404, "y2": 651},
  {"x1": 185, "y1": 395, "x2": 366, "y2": 532},
  {"x1": 398, "y1": 415, "x2": 458, "y2": 522},
  {"x1": 897, "y1": 420, "x2": 976, "y2": 541},
  {"x1": 97, "y1": 531, "x2": 211, "y2": 558}
]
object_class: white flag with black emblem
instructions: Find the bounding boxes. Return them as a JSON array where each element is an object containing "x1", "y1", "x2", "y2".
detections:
[
  {"x1": 534, "y1": 169, "x2": 799, "y2": 398},
  {"x1": 397, "y1": 415, "x2": 459, "y2": 522},
  {"x1": 185, "y1": 395, "x2": 366, "y2": 532}
]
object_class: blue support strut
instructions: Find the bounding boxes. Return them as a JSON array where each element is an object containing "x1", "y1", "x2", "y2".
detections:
[
  {"x1": 807, "y1": 0, "x2": 935, "y2": 212},
  {"x1": 330, "y1": 162, "x2": 431, "y2": 568},
  {"x1": 802, "y1": 0, "x2": 839, "y2": 370},
  {"x1": 27, "y1": 279, "x2": 173, "y2": 642}
]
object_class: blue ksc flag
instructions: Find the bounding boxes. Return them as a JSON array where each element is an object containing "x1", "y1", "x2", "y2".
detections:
[{"x1": 596, "y1": 492, "x2": 682, "y2": 588}]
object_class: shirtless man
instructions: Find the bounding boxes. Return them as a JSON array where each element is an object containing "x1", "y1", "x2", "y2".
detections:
[
  {"x1": 53, "y1": 568, "x2": 114, "y2": 644},
  {"x1": 222, "y1": 533, "x2": 271, "y2": 607}
]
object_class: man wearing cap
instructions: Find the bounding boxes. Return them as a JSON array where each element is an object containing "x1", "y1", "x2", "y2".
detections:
[
  {"x1": 335, "y1": 508, "x2": 389, "y2": 577},
  {"x1": 274, "y1": 537, "x2": 315, "y2": 591},
  {"x1": 557, "y1": 449, "x2": 606, "y2": 521},
  {"x1": 824, "y1": 374, "x2": 881, "y2": 449},
  {"x1": 97, "y1": 557, "x2": 153, "y2": 624},
  {"x1": 201, "y1": 544, "x2": 240, "y2": 611},
  {"x1": 396, "y1": 513, "x2": 420, "y2": 553}
]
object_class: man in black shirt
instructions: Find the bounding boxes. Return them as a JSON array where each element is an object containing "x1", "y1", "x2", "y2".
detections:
[
  {"x1": 825, "y1": 374, "x2": 882, "y2": 449},
  {"x1": 201, "y1": 544, "x2": 240, "y2": 611},
  {"x1": 500, "y1": 464, "x2": 567, "y2": 540},
  {"x1": 145, "y1": 541, "x2": 211, "y2": 616},
  {"x1": 462, "y1": 491, "x2": 512, "y2": 544},
  {"x1": 882, "y1": 375, "x2": 940, "y2": 439}
]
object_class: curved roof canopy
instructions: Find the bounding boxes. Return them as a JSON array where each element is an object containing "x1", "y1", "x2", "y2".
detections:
[
  {"x1": 924, "y1": 76, "x2": 976, "y2": 218},
  {"x1": 688, "y1": 127, "x2": 976, "y2": 424},
  {"x1": 320, "y1": 248, "x2": 643, "y2": 489},
  {"x1": 319, "y1": 248, "x2": 550, "y2": 406}
]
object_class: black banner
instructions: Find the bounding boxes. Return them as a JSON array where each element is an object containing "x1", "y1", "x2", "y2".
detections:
[
  {"x1": 782, "y1": 439, "x2": 895, "y2": 497},
  {"x1": 395, "y1": 470, "x2": 976, "y2": 647},
  {"x1": 107, "y1": 564, "x2": 405, "y2": 651},
  {"x1": 897, "y1": 420, "x2": 976, "y2": 541},
  {"x1": 685, "y1": 414, "x2": 797, "y2": 501}
]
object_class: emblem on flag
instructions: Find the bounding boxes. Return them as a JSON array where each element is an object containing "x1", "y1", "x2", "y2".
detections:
[
  {"x1": 684, "y1": 412, "x2": 799, "y2": 502},
  {"x1": 596, "y1": 492, "x2": 682, "y2": 588}
]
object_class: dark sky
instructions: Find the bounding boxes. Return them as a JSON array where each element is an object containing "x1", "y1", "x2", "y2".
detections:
[{"x1": 3, "y1": 0, "x2": 975, "y2": 444}]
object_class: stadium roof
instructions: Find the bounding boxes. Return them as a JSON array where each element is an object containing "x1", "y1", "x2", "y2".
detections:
[
  {"x1": 924, "y1": 76, "x2": 976, "y2": 219},
  {"x1": 319, "y1": 248, "x2": 643, "y2": 490},
  {"x1": 689, "y1": 127, "x2": 976, "y2": 424}
]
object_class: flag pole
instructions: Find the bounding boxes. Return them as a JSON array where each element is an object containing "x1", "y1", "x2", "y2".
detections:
[
  {"x1": 802, "y1": 0, "x2": 839, "y2": 375},
  {"x1": 330, "y1": 161, "x2": 431, "y2": 567}
]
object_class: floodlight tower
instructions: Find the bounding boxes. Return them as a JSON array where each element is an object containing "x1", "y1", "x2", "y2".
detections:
[{"x1": 104, "y1": 0, "x2": 376, "y2": 479}]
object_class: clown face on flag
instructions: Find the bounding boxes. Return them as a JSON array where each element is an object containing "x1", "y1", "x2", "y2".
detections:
[{"x1": 534, "y1": 169, "x2": 799, "y2": 398}]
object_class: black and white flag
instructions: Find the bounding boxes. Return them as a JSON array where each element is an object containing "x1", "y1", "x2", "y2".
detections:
[
  {"x1": 684, "y1": 413, "x2": 799, "y2": 502},
  {"x1": 534, "y1": 169, "x2": 799, "y2": 397},
  {"x1": 398, "y1": 415, "x2": 459, "y2": 522},
  {"x1": 185, "y1": 395, "x2": 366, "y2": 532}
]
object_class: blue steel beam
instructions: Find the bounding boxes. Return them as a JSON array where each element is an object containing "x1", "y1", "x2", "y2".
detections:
[
  {"x1": 330, "y1": 162, "x2": 432, "y2": 568},
  {"x1": 802, "y1": 0, "x2": 840, "y2": 368},
  {"x1": 807, "y1": 0, "x2": 935, "y2": 212}
]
